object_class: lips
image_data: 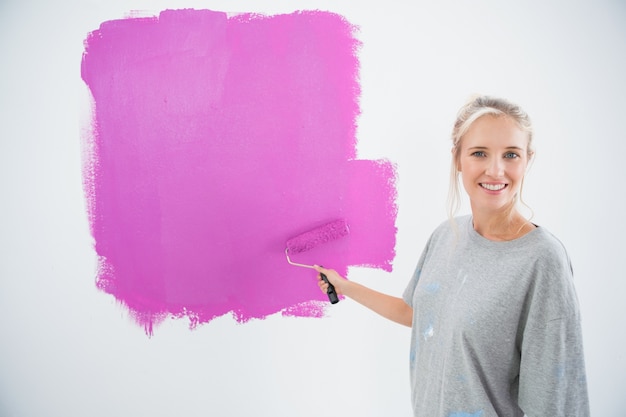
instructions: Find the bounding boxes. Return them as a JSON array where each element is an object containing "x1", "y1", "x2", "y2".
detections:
[{"x1": 480, "y1": 183, "x2": 507, "y2": 191}]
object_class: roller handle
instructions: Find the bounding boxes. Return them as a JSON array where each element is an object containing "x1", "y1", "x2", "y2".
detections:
[{"x1": 320, "y1": 272, "x2": 339, "y2": 304}]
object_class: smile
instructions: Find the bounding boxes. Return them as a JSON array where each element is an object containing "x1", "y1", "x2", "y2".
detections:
[{"x1": 480, "y1": 183, "x2": 507, "y2": 191}]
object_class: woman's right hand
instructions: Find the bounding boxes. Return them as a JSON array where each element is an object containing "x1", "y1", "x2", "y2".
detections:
[
  {"x1": 313, "y1": 265, "x2": 347, "y2": 296},
  {"x1": 312, "y1": 265, "x2": 413, "y2": 327}
]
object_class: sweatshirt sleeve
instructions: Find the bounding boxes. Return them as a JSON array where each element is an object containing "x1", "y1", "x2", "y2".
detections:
[{"x1": 517, "y1": 242, "x2": 590, "y2": 416}]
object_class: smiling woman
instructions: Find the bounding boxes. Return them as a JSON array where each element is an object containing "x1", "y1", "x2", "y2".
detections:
[
  {"x1": 456, "y1": 112, "x2": 534, "y2": 240},
  {"x1": 448, "y1": 96, "x2": 535, "y2": 233},
  {"x1": 315, "y1": 95, "x2": 590, "y2": 416}
]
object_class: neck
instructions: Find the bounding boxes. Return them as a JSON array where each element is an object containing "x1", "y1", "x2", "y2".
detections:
[{"x1": 470, "y1": 204, "x2": 534, "y2": 241}]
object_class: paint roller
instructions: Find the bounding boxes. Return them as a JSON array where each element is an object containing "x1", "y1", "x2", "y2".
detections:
[{"x1": 285, "y1": 219, "x2": 350, "y2": 304}]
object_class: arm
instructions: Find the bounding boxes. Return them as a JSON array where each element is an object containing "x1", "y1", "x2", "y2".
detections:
[
  {"x1": 518, "y1": 244, "x2": 590, "y2": 416},
  {"x1": 313, "y1": 265, "x2": 413, "y2": 327}
]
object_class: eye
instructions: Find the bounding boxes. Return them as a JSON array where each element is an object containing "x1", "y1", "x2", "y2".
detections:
[
  {"x1": 471, "y1": 151, "x2": 486, "y2": 157},
  {"x1": 504, "y1": 152, "x2": 519, "y2": 159}
]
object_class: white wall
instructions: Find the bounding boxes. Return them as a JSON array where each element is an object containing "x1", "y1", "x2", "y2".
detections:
[{"x1": 1, "y1": 0, "x2": 624, "y2": 416}]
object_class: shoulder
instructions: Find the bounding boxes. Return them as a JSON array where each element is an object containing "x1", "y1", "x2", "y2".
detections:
[
  {"x1": 419, "y1": 216, "x2": 467, "y2": 253},
  {"x1": 527, "y1": 226, "x2": 572, "y2": 273},
  {"x1": 430, "y1": 215, "x2": 471, "y2": 240},
  {"x1": 524, "y1": 226, "x2": 581, "y2": 320}
]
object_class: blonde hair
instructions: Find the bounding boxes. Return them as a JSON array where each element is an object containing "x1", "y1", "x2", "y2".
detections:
[{"x1": 447, "y1": 95, "x2": 535, "y2": 220}]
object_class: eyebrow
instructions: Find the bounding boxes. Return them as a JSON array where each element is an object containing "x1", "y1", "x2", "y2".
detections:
[{"x1": 467, "y1": 146, "x2": 525, "y2": 151}]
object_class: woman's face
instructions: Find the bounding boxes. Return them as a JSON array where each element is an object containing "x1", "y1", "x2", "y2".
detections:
[{"x1": 457, "y1": 115, "x2": 531, "y2": 215}]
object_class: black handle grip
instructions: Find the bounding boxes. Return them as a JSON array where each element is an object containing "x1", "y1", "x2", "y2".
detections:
[{"x1": 320, "y1": 273, "x2": 339, "y2": 304}]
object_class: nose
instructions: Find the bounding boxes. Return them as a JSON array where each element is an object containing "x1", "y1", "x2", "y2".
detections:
[{"x1": 485, "y1": 157, "x2": 504, "y2": 178}]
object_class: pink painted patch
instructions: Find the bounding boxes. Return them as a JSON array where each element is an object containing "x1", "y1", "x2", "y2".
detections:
[{"x1": 81, "y1": 9, "x2": 397, "y2": 334}]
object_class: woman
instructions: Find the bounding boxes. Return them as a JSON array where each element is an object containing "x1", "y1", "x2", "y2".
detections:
[{"x1": 314, "y1": 96, "x2": 590, "y2": 416}]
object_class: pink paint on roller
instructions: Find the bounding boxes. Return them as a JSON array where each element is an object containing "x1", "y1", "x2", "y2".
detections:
[
  {"x1": 286, "y1": 219, "x2": 349, "y2": 255},
  {"x1": 81, "y1": 9, "x2": 397, "y2": 334}
]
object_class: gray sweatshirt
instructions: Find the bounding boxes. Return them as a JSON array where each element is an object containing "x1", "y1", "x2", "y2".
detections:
[{"x1": 403, "y1": 215, "x2": 589, "y2": 417}]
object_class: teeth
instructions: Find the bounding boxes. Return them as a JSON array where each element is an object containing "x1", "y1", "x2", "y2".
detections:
[{"x1": 481, "y1": 183, "x2": 506, "y2": 191}]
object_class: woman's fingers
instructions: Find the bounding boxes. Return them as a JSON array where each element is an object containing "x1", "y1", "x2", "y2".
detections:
[{"x1": 313, "y1": 265, "x2": 344, "y2": 295}]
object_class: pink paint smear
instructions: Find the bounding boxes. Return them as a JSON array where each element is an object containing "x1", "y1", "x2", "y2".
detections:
[{"x1": 81, "y1": 9, "x2": 397, "y2": 334}]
